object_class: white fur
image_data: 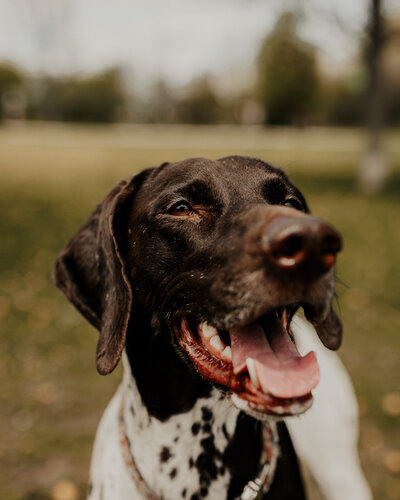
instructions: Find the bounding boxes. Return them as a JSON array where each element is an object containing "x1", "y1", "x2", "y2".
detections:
[
  {"x1": 286, "y1": 317, "x2": 372, "y2": 500},
  {"x1": 88, "y1": 383, "x2": 138, "y2": 499},
  {"x1": 89, "y1": 353, "x2": 240, "y2": 499}
]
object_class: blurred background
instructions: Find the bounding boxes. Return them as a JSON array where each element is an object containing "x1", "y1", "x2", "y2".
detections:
[{"x1": 0, "y1": 0, "x2": 399, "y2": 499}]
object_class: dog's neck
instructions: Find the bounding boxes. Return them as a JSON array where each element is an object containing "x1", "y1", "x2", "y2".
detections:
[
  {"x1": 122, "y1": 321, "x2": 269, "y2": 499},
  {"x1": 121, "y1": 355, "x2": 252, "y2": 499},
  {"x1": 125, "y1": 322, "x2": 213, "y2": 421}
]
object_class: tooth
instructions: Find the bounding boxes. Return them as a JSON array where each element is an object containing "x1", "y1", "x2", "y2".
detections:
[
  {"x1": 210, "y1": 334, "x2": 225, "y2": 352},
  {"x1": 221, "y1": 346, "x2": 232, "y2": 361},
  {"x1": 199, "y1": 322, "x2": 218, "y2": 339},
  {"x1": 246, "y1": 358, "x2": 260, "y2": 389},
  {"x1": 282, "y1": 308, "x2": 288, "y2": 329}
]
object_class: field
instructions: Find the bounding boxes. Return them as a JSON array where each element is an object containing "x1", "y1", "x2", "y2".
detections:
[{"x1": 0, "y1": 122, "x2": 399, "y2": 499}]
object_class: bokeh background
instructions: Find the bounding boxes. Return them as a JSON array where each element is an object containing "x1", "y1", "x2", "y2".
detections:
[{"x1": 0, "y1": 1, "x2": 399, "y2": 499}]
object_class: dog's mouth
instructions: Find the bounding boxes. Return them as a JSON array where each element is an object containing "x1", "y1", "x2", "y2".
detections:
[{"x1": 174, "y1": 307, "x2": 319, "y2": 417}]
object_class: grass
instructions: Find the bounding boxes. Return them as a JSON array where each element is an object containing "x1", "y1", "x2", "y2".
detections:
[{"x1": 0, "y1": 122, "x2": 399, "y2": 499}]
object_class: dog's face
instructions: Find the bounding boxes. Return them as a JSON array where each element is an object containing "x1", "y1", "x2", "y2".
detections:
[{"x1": 54, "y1": 156, "x2": 342, "y2": 419}]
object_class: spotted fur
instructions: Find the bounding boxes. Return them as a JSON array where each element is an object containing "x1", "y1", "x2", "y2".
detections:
[{"x1": 89, "y1": 353, "x2": 243, "y2": 499}]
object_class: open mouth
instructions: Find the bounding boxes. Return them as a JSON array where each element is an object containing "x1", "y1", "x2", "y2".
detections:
[{"x1": 174, "y1": 307, "x2": 320, "y2": 417}]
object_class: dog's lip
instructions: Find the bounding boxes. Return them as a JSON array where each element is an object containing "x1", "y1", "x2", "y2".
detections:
[{"x1": 173, "y1": 310, "x2": 316, "y2": 416}]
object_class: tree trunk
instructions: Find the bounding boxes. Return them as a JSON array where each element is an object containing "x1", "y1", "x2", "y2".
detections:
[{"x1": 359, "y1": 0, "x2": 388, "y2": 193}]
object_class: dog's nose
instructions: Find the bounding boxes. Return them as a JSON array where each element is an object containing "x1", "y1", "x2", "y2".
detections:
[{"x1": 261, "y1": 216, "x2": 342, "y2": 278}]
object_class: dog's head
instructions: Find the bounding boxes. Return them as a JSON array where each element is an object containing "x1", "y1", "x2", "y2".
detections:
[{"x1": 54, "y1": 156, "x2": 342, "y2": 418}]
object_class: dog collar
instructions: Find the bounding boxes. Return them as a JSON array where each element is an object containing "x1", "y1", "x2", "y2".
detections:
[
  {"x1": 238, "y1": 421, "x2": 279, "y2": 500},
  {"x1": 118, "y1": 394, "x2": 279, "y2": 500},
  {"x1": 118, "y1": 394, "x2": 159, "y2": 500}
]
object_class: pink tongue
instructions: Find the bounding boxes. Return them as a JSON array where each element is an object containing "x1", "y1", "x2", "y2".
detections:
[{"x1": 230, "y1": 316, "x2": 319, "y2": 399}]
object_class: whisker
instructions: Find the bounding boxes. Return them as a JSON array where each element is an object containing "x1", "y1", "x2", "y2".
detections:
[
  {"x1": 334, "y1": 292, "x2": 342, "y2": 316},
  {"x1": 335, "y1": 275, "x2": 349, "y2": 289}
]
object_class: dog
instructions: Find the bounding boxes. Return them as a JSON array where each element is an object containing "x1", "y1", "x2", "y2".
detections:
[{"x1": 54, "y1": 156, "x2": 372, "y2": 499}]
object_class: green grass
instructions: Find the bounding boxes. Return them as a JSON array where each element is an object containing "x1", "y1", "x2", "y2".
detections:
[{"x1": 1, "y1": 122, "x2": 399, "y2": 499}]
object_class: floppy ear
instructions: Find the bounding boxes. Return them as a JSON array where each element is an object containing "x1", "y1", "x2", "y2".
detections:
[{"x1": 53, "y1": 169, "x2": 152, "y2": 375}]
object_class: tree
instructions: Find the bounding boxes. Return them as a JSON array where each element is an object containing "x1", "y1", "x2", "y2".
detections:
[
  {"x1": 147, "y1": 80, "x2": 178, "y2": 123},
  {"x1": 58, "y1": 69, "x2": 124, "y2": 123},
  {"x1": 0, "y1": 62, "x2": 24, "y2": 121},
  {"x1": 177, "y1": 76, "x2": 220, "y2": 124},
  {"x1": 359, "y1": 0, "x2": 388, "y2": 192},
  {"x1": 257, "y1": 12, "x2": 318, "y2": 126}
]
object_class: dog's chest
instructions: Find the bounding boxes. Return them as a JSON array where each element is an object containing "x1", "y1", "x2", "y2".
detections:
[{"x1": 123, "y1": 376, "x2": 242, "y2": 499}]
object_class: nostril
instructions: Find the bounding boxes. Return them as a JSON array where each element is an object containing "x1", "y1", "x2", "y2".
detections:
[
  {"x1": 321, "y1": 234, "x2": 342, "y2": 256},
  {"x1": 271, "y1": 233, "x2": 306, "y2": 268},
  {"x1": 321, "y1": 232, "x2": 342, "y2": 269},
  {"x1": 275, "y1": 234, "x2": 304, "y2": 258}
]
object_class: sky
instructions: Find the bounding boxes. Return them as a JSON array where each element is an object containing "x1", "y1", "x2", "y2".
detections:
[{"x1": 0, "y1": 0, "x2": 398, "y2": 88}]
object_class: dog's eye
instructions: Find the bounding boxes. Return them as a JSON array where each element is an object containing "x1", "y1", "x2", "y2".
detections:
[
  {"x1": 168, "y1": 201, "x2": 195, "y2": 216},
  {"x1": 283, "y1": 198, "x2": 303, "y2": 211}
]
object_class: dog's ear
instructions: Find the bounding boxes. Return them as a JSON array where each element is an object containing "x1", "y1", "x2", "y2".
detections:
[{"x1": 53, "y1": 169, "x2": 153, "y2": 375}]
